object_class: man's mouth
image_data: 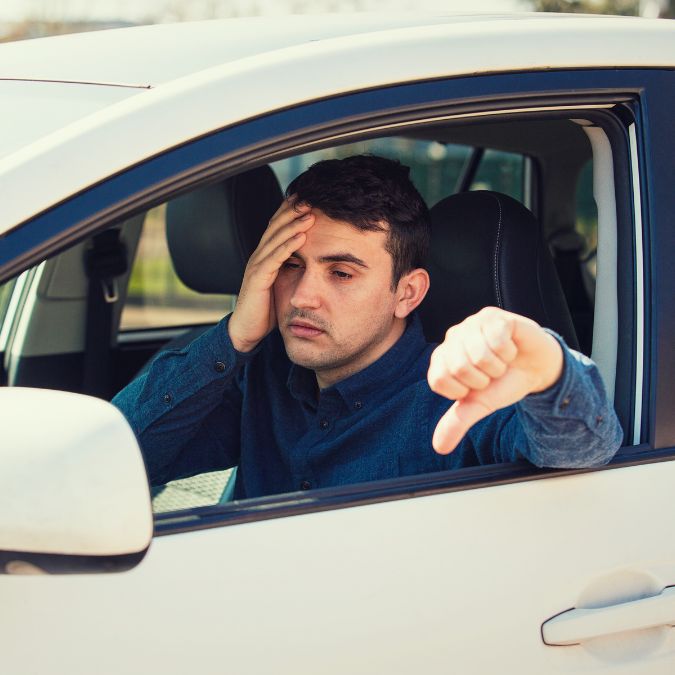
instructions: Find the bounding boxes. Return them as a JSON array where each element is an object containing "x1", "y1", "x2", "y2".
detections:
[{"x1": 287, "y1": 320, "x2": 325, "y2": 339}]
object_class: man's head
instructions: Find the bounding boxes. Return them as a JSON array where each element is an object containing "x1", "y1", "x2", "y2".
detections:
[
  {"x1": 273, "y1": 155, "x2": 431, "y2": 389},
  {"x1": 286, "y1": 155, "x2": 430, "y2": 287}
]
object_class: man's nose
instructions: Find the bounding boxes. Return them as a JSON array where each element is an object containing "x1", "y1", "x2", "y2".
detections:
[{"x1": 289, "y1": 268, "x2": 321, "y2": 310}]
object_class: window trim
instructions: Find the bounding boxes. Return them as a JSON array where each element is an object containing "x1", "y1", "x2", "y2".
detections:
[
  {"x1": 628, "y1": 123, "x2": 645, "y2": 447},
  {"x1": 154, "y1": 446, "x2": 675, "y2": 536}
]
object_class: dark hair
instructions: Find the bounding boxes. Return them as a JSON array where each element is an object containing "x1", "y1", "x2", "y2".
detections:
[{"x1": 286, "y1": 155, "x2": 430, "y2": 286}]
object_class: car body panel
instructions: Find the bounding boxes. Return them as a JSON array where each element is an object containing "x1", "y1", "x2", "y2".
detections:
[
  {"x1": 0, "y1": 80, "x2": 141, "y2": 159},
  {"x1": 1, "y1": 462, "x2": 675, "y2": 674}
]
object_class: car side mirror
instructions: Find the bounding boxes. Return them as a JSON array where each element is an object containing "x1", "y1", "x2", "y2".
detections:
[{"x1": 0, "y1": 388, "x2": 152, "y2": 574}]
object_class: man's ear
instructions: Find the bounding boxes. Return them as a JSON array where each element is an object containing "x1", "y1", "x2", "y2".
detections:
[{"x1": 394, "y1": 268, "x2": 430, "y2": 319}]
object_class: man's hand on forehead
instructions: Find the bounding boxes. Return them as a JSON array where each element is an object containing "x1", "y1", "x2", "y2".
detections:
[{"x1": 227, "y1": 196, "x2": 315, "y2": 353}]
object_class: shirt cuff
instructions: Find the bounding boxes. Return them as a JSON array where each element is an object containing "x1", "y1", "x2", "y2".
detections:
[
  {"x1": 209, "y1": 312, "x2": 263, "y2": 369},
  {"x1": 519, "y1": 329, "x2": 614, "y2": 440}
]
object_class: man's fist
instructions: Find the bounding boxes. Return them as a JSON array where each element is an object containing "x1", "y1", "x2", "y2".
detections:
[{"x1": 427, "y1": 307, "x2": 564, "y2": 455}]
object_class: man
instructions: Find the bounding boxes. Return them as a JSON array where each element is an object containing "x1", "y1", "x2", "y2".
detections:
[{"x1": 113, "y1": 155, "x2": 622, "y2": 499}]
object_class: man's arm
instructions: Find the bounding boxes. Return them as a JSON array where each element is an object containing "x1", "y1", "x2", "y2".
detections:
[
  {"x1": 112, "y1": 317, "x2": 249, "y2": 484},
  {"x1": 113, "y1": 197, "x2": 316, "y2": 484},
  {"x1": 427, "y1": 306, "x2": 622, "y2": 466}
]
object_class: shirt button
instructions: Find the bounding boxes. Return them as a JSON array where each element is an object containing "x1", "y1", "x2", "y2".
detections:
[
  {"x1": 560, "y1": 397, "x2": 571, "y2": 410},
  {"x1": 300, "y1": 480, "x2": 312, "y2": 490},
  {"x1": 162, "y1": 393, "x2": 172, "y2": 404},
  {"x1": 354, "y1": 401, "x2": 363, "y2": 410},
  {"x1": 319, "y1": 419, "x2": 329, "y2": 430},
  {"x1": 214, "y1": 361, "x2": 226, "y2": 373}
]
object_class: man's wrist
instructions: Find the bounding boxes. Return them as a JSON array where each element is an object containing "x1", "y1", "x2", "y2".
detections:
[
  {"x1": 531, "y1": 332, "x2": 564, "y2": 394},
  {"x1": 228, "y1": 331, "x2": 259, "y2": 354},
  {"x1": 227, "y1": 317, "x2": 260, "y2": 354}
]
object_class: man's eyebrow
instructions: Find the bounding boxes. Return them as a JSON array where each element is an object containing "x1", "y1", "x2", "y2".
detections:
[{"x1": 318, "y1": 253, "x2": 369, "y2": 268}]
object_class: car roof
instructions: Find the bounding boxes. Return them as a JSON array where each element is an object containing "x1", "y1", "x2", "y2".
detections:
[
  {"x1": 0, "y1": 14, "x2": 517, "y2": 87},
  {"x1": 0, "y1": 13, "x2": 669, "y2": 88}
]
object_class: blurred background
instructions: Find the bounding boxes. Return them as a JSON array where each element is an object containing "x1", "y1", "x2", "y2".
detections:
[{"x1": 1, "y1": 0, "x2": 672, "y2": 42}]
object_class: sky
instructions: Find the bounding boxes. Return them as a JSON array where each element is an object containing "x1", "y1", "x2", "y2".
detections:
[{"x1": 0, "y1": 0, "x2": 524, "y2": 23}]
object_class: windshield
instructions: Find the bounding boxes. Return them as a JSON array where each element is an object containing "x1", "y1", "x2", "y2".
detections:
[{"x1": 0, "y1": 80, "x2": 140, "y2": 160}]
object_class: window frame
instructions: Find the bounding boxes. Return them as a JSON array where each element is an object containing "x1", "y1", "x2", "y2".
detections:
[{"x1": 0, "y1": 68, "x2": 668, "y2": 534}]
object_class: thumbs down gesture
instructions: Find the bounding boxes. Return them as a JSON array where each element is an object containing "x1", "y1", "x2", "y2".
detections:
[{"x1": 427, "y1": 307, "x2": 564, "y2": 455}]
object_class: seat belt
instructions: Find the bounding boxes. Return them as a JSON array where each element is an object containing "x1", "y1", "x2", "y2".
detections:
[{"x1": 83, "y1": 229, "x2": 127, "y2": 398}]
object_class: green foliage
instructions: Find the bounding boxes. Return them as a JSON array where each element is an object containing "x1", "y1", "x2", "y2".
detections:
[
  {"x1": 529, "y1": 0, "x2": 640, "y2": 14},
  {"x1": 0, "y1": 279, "x2": 15, "y2": 324}
]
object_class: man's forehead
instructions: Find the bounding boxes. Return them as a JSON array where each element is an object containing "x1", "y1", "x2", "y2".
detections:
[{"x1": 300, "y1": 209, "x2": 389, "y2": 253}]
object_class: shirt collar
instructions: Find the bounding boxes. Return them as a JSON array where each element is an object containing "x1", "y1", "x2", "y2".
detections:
[{"x1": 287, "y1": 313, "x2": 429, "y2": 411}]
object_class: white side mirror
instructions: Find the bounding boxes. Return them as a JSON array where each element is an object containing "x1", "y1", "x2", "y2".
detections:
[{"x1": 0, "y1": 388, "x2": 152, "y2": 574}]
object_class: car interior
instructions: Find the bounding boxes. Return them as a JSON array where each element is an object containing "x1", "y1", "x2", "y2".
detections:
[{"x1": 0, "y1": 113, "x2": 620, "y2": 512}]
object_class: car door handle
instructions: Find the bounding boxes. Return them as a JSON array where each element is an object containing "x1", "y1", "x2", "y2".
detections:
[{"x1": 542, "y1": 585, "x2": 675, "y2": 646}]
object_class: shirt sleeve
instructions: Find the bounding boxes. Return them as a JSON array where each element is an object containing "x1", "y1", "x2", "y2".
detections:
[
  {"x1": 492, "y1": 330, "x2": 624, "y2": 468},
  {"x1": 112, "y1": 314, "x2": 258, "y2": 484}
]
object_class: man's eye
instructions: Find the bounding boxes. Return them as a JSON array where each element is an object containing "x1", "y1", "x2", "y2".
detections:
[
  {"x1": 332, "y1": 269, "x2": 352, "y2": 280},
  {"x1": 282, "y1": 261, "x2": 301, "y2": 270}
]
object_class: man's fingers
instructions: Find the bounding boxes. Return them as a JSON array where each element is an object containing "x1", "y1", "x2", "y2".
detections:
[
  {"x1": 427, "y1": 349, "x2": 469, "y2": 399},
  {"x1": 433, "y1": 398, "x2": 493, "y2": 455},
  {"x1": 268, "y1": 231, "x2": 307, "y2": 268},
  {"x1": 246, "y1": 231, "x2": 307, "y2": 288},
  {"x1": 446, "y1": 345, "x2": 491, "y2": 389},
  {"x1": 251, "y1": 213, "x2": 314, "y2": 264},
  {"x1": 258, "y1": 199, "x2": 312, "y2": 248},
  {"x1": 462, "y1": 324, "x2": 508, "y2": 379},
  {"x1": 482, "y1": 317, "x2": 518, "y2": 364}
]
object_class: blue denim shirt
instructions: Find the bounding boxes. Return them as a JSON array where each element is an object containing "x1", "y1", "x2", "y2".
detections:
[{"x1": 113, "y1": 313, "x2": 622, "y2": 499}]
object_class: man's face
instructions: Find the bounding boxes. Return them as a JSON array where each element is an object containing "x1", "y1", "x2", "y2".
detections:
[{"x1": 273, "y1": 208, "x2": 404, "y2": 388}]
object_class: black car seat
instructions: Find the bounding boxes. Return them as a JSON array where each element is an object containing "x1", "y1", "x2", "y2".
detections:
[
  {"x1": 154, "y1": 164, "x2": 283, "y2": 354},
  {"x1": 419, "y1": 190, "x2": 579, "y2": 351},
  {"x1": 167, "y1": 165, "x2": 282, "y2": 296}
]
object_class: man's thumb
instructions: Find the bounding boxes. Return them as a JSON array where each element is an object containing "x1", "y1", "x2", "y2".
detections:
[{"x1": 432, "y1": 398, "x2": 492, "y2": 455}]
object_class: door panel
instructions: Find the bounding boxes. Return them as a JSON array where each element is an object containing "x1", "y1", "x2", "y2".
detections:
[{"x1": 1, "y1": 461, "x2": 673, "y2": 674}]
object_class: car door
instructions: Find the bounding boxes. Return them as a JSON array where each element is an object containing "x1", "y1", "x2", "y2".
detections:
[{"x1": 0, "y1": 63, "x2": 674, "y2": 675}]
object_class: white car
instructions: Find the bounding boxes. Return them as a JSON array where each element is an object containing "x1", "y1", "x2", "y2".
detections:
[{"x1": 1, "y1": 13, "x2": 674, "y2": 675}]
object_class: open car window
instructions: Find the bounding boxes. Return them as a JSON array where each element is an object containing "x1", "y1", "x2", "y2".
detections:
[
  {"x1": 127, "y1": 122, "x2": 602, "y2": 513},
  {"x1": 0, "y1": 89, "x2": 633, "y2": 522}
]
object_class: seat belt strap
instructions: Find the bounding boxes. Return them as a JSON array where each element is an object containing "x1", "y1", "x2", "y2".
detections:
[{"x1": 83, "y1": 229, "x2": 127, "y2": 398}]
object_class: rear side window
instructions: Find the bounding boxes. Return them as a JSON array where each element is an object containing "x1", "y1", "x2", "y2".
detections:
[
  {"x1": 0, "y1": 279, "x2": 15, "y2": 327},
  {"x1": 272, "y1": 137, "x2": 473, "y2": 207},
  {"x1": 272, "y1": 138, "x2": 530, "y2": 209},
  {"x1": 469, "y1": 149, "x2": 527, "y2": 203}
]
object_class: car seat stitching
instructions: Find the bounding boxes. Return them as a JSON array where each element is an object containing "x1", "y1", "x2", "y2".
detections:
[{"x1": 492, "y1": 194, "x2": 503, "y2": 308}]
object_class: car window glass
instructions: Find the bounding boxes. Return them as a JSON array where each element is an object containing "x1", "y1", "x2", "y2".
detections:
[
  {"x1": 151, "y1": 469, "x2": 236, "y2": 513},
  {"x1": 271, "y1": 137, "x2": 473, "y2": 208},
  {"x1": 469, "y1": 148, "x2": 525, "y2": 202},
  {"x1": 576, "y1": 159, "x2": 598, "y2": 280},
  {"x1": 119, "y1": 204, "x2": 236, "y2": 331},
  {"x1": 0, "y1": 279, "x2": 15, "y2": 328}
]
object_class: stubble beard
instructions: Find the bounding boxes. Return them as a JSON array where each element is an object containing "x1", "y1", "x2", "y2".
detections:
[{"x1": 282, "y1": 308, "x2": 395, "y2": 384}]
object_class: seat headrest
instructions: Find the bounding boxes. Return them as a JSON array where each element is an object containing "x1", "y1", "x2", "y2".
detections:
[
  {"x1": 420, "y1": 191, "x2": 579, "y2": 350},
  {"x1": 166, "y1": 165, "x2": 283, "y2": 294}
]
